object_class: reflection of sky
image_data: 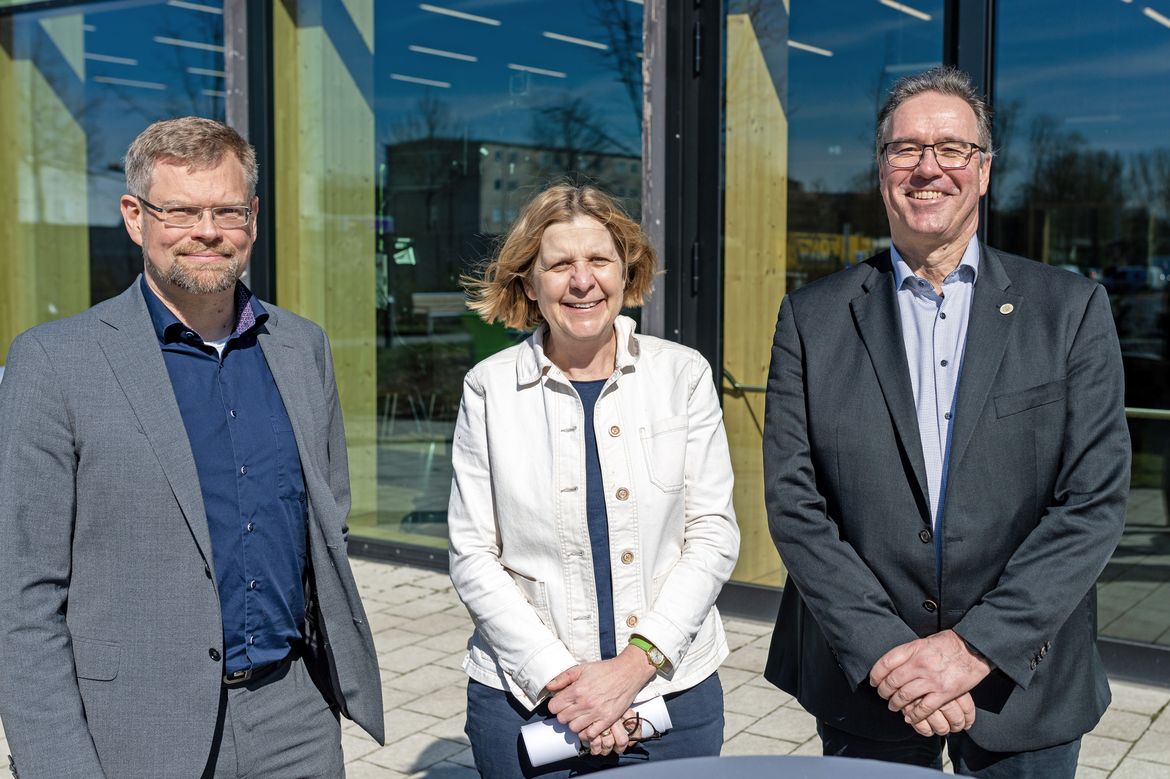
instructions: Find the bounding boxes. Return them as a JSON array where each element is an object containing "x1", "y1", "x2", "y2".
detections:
[
  {"x1": 376, "y1": 1, "x2": 642, "y2": 155},
  {"x1": 993, "y1": 0, "x2": 1170, "y2": 200},
  {"x1": 21, "y1": 0, "x2": 226, "y2": 226},
  {"x1": 784, "y1": 0, "x2": 942, "y2": 193}
]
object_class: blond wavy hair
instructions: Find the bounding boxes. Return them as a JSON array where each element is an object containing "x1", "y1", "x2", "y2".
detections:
[{"x1": 464, "y1": 184, "x2": 657, "y2": 330}]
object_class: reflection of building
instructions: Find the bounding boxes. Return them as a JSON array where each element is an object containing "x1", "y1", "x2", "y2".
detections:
[{"x1": 382, "y1": 138, "x2": 640, "y2": 298}]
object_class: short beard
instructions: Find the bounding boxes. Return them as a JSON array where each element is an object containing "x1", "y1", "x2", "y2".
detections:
[{"x1": 144, "y1": 246, "x2": 241, "y2": 295}]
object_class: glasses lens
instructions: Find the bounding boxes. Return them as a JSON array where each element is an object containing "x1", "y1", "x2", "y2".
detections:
[
  {"x1": 213, "y1": 207, "x2": 250, "y2": 228},
  {"x1": 886, "y1": 143, "x2": 922, "y2": 167},
  {"x1": 163, "y1": 207, "x2": 201, "y2": 227}
]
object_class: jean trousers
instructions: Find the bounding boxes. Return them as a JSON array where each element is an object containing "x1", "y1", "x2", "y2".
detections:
[{"x1": 466, "y1": 673, "x2": 724, "y2": 778}]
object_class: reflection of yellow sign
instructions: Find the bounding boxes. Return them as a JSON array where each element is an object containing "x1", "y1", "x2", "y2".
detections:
[{"x1": 789, "y1": 231, "x2": 876, "y2": 266}]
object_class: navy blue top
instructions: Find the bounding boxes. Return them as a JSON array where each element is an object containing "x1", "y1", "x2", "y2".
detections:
[
  {"x1": 141, "y1": 278, "x2": 307, "y2": 674},
  {"x1": 572, "y1": 379, "x2": 617, "y2": 660}
]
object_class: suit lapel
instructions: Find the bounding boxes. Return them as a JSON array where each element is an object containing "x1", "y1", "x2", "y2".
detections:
[
  {"x1": 948, "y1": 246, "x2": 1021, "y2": 470},
  {"x1": 95, "y1": 282, "x2": 213, "y2": 563},
  {"x1": 850, "y1": 255, "x2": 931, "y2": 516}
]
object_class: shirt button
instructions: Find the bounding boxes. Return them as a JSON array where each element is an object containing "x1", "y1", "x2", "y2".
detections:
[
  {"x1": 939, "y1": 312, "x2": 947, "y2": 319},
  {"x1": 609, "y1": 425, "x2": 621, "y2": 437},
  {"x1": 923, "y1": 600, "x2": 938, "y2": 613},
  {"x1": 184, "y1": 331, "x2": 196, "y2": 340},
  {"x1": 248, "y1": 579, "x2": 257, "y2": 590},
  {"x1": 940, "y1": 360, "x2": 948, "y2": 367},
  {"x1": 248, "y1": 635, "x2": 255, "y2": 645},
  {"x1": 626, "y1": 615, "x2": 638, "y2": 628},
  {"x1": 240, "y1": 465, "x2": 248, "y2": 475},
  {"x1": 621, "y1": 551, "x2": 634, "y2": 565},
  {"x1": 918, "y1": 529, "x2": 932, "y2": 544},
  {"x1": 229, "y1": 409, "x2": 237, "y2": 418},
  {"x1": 616, "y1": 487, "x2": 630, "y2": 501},
  {"x1": 944, "y1": 412, "x2": 952, "y2": 420},
  {"x1": 246, "y1": 522, "x2": 255, "y2": 532},
  {"x1": 209, "y1": 648, "x2": 221, "y2": 662}
]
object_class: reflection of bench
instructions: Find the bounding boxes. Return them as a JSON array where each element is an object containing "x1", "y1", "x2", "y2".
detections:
[{"x1": 412, "y1": 292, "x2": 469, "y2": 334}]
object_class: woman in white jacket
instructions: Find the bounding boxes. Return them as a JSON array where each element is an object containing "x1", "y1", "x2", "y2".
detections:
[{"x1": 449, "y1": 184, "x2": 740, "y2": 777}]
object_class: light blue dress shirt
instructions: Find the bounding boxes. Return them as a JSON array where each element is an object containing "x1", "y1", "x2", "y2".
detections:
[{"x1": 891, "y1": 236, "x2": 980, "y2": 532}]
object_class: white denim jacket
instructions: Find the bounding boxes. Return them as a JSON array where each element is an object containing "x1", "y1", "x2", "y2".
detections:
[{"x1": 448, "y1": 315, "x2": 740, "y2": 711}]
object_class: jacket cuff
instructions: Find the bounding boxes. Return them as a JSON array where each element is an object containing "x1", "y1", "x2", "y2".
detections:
[{"x1": 512, "y1": 640, "x2": 578, "y2": 703}]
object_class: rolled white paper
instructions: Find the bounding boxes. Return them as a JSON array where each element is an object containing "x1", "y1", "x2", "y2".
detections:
[{"x1": 520, "y1": 695, "x2": 673, "y2": 767}]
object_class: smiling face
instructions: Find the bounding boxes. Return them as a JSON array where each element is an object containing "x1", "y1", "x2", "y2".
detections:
[
  {"x1": 879, "y1": 91, "x2": 991, "y2": 259},
  {"x1": 120, "y1": 154, "x2": 258, "y2": 299},
  {"x1": 522, "y1": 214, "x2": 625, "y2": 361}
]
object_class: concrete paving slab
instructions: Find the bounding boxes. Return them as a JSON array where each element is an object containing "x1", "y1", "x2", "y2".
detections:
[
  {"x1": 1078, "y1": 734, "x2": 1132, "y2": 771},
  {"x1": 1091, "y1": 708, "x2": 1154, "y2": 742},
  {"x1": 1109, "y1": 681, "x2": 1170, "y2": 716},
  {"x1": 363, "y1": 732, "x2": 466, "y2": 774},
  {"x1": 1128, "y1": 729, "x2": 1170, "y2": 764},
  {"x1": 1076, "y1": 766, "x2": 1111, "y2": 779},
  {"x1": 745, "y1": 705, "x2": 818, "y2": 744},
  {"x1": 401, "y1": 684, "x2": 470, "y2": 719},
  {"x1": 721, "y1": 730, "x2": 800, "y2": 756},
  {"x1": 1110, "y1": 757, "x2": 1170, "y2": 778},
  {"x1": 722, "y1": 710, "x2": 757, "y2": 739},
  {"x1": 407, "y1": 759, "x2": 479, "y2": 778}
]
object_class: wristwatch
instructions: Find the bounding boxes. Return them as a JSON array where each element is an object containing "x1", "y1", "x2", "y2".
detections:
[{"x1": 629, "y1": 635, "x2": 667, "y2": 669}]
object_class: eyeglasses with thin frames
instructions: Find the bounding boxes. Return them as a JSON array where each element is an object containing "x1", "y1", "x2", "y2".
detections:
[
  {"x1": 575, "y1": 714, "x2": 665, "y2": 757},
  {"x1": 137, "y1": 196, "x2": 253, "y2": 229},
  {"x1": 882, "y1": 141, "x2": 984, "y2": 170}
]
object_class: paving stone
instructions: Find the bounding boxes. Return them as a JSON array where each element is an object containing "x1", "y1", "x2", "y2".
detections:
[
  {"x1": 1150, "y1": 711, "x2": 1170, "y2": 734},
  {"x1": 342, "y1": 731, "x2": 381, "y2": 761},
  {"x1": 1078, "y1": 733, "x2": 1131, "y2": 771},
  {"x1": 345, "y1": 759, "x2": 407, "y2": 778},
  {"x1": 422, "y1": 627, "x2": 472, "y2": 654},
  {"x1": 381, "y1": 686, "x2": 420, "y2": 713},
  {"x1": 723, "y1": 644, "x2": 769, "y2": 672},
  {"x1": 723, "y1": 680, "x2": 790, "y2": 717},
  {"x1": 403, "y1": 613, "x2": 471, "y2": 638},
  {"x1": 391, "y1": 664, "x2": 468, "y2": 696},
  {"x1": 372, "y1": 628, "x2": 429, "y2": 652},
  {"x1": 425, "y1": 713, "x2": 471, "y2": 745},
  {"x1": 745, "y1": 704, "x2": 818, "y2": 743},
  {"x1": 377, "y1": 644, "x2": 447, "y2": 674},
  {"x1": 721, "y1": 731, "x2": 800, "y2": 756},
  {"x1": 438, "y1": 650, "x2": 469, "y2": 670},
  {"x1": 722, "y1": 709, "x2": 756, "y2": 739},
  {"x1": 364, "y1": 733, "x2": 466, "y2": 774},
  {"x1": 1090, "y1": 707, "x2": 1152, "y2": 742},
  {"x1": 721, "y1": 617, "x2": 773, "y2": 637},
  {"x1": 1110, "y1": 757, "x2": 1170, "y2": 778},
  {"x1": 1074, "y1": 766, "x2": 1109, "y2": 779},
  {"x1": 790, "y1": 736, "x2": 822, "y2": 756},
  {"x1": 723, "y1": 630, "x2": 757, "y2": 651},
  {"x1": 383, "y1": 708, "x2": 443, "y2": 739},
  {"x1": 446, "y1": 746, "x2": 477, "y2": 768},
  {"x1": 368, "y1": 610, "x2": 410, "y2": 634},
  {"x1": 400, "y1": 680, "x2": 472, "y2": 718},
  {"x1": 1129, "y1": 729, "x2": 1170, "y2": 764},
  {"x1": 407, "y1": 760, "x2": 480, "y2": 778},
  {"x1": 1110, "y1": 681, "x2": 1170, "y2": 716},
  {"x1": 717, "y1": 666, "x2": 757, "y2": 692}
]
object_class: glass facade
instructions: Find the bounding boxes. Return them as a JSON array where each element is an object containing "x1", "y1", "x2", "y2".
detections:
[
  {"x1": 1, "y1": 0, "x2": 1167, "y2": 659},
  {"x1": 990, "y1": 0, "x2": 1170, "y2": 649},
  {"x1": 0, "y1": 0, "x2": 227, "y2": 362}
]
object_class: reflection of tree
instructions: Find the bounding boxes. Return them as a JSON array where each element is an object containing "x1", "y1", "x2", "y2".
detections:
[
  {"x1": 530, "y1": 93, "x2": 635, "y2": 175},
  {"x1": 392, "y1": 92, "x2": 452, "y2": 144},
  {"x1": 586, "y1": 0, "x2": 644, "y2": 130}
]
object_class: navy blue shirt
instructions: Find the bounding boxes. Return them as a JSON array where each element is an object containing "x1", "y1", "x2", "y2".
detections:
[
  {"x1": 572, "y1": 379, "x2": 617, "y2": 660},
  {"x1": 141, "y1": 278, "x2": 307, "y2": 674}
]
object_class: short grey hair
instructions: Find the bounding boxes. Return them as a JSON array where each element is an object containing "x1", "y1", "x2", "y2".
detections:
[
  {"x1": 124, "y1": 117, "x2": 258, "y2": 199},
  {"x1": 876, "y1": 66, "x2": 993, "y2": 160}
]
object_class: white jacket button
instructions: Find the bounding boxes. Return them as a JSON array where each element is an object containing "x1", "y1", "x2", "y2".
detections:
[
  {"x1": 621, "y1": 551, "x2": 634, "y2": 565},
  {"x1": 616, "y1": 487, "x2": 630, "y2": 500},
  {"x1": 626, "y1": 615, "x2": 638, "y2": 627},
  {"x1": 609, "y1": 425, "x2": 621, "y2": 437}
]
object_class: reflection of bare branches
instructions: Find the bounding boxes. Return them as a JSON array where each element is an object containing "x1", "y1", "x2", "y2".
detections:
[
  {"x1": 392, "y1": 92, "x2": 453, "y2": 143},
  {"x1": 586, "y1": 0, "x2": 643, "y2": 129},
  {"x1": 531, "y1": 93, "x2": 635, "y2": 159}
]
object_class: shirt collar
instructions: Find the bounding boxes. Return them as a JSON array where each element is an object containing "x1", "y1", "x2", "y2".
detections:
[
  {"x1": 516, "y1": 314, "x2": 640, "y2": 386},
  {"x1": 139, "y1": 275, "x2": 268, "y2": 345},
  {"x1": 891, "y1": 235, "x2": 981, "y2": 292}
]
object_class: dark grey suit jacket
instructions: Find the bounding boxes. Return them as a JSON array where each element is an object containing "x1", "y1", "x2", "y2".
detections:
[
  {"x1": 763, "y1": 247, "x2": 1130, "y2": 752},
  {"x1": 0, "y1": 280, "x2": 384, "y2": 778}
]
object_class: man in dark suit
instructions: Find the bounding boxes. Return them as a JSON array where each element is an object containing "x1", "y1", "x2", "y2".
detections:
[
  {"x1": 763, "y1": 67, "x2": 1129, "y2": 776},
  {"x1": 0, "y1": 118, "x2": 384, "y2": 778}
]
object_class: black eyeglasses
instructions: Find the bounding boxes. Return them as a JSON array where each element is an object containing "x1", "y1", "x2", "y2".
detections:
[
  {"x1": 882, "y1": 141, "x2": 984, "y2": 170},
  {"x1": 576, "y1": 715, "x2": 665, "y2": 756},
  {"x1": 137, "y1": 196, "x2": 253, "y2": 229}
]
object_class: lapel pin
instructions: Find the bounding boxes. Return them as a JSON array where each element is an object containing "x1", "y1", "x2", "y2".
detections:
[{"x1": 999, "y1": 303, "x2": 1014, "y2": 315}]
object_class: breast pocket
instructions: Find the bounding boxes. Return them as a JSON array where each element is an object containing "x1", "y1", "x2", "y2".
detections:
[
  {"x1": 994, "y1": 378, "x2": 1067, "y2": 418},
  {"x1": 640, "y1": 415, "x2": 688, "y2": 493},
  {"x1": 73, "y1": 635, "x2": 120, "y2": 681}
]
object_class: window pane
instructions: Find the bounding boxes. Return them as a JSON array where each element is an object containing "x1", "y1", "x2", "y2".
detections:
[
  {"x1": 721, "y1": 0, "x2": 943, "y2": 586},
  {"x1": 359, "y1": 0, "x2": 645, "y2": 549},
  {"x1": 1, "y1": 1, "x2": 226, "y2": 361},
  {"x1": 991, "y1": 1, "x2": 1170, "y2": 649}
]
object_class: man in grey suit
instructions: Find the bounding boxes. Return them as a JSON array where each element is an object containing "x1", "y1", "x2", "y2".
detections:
[
  {"x1": 763, "y1": 67, "x2": 1130, "y2": 776},
  {"x1": 0, "y1": 118, "x2": 384, "y2": 778}
]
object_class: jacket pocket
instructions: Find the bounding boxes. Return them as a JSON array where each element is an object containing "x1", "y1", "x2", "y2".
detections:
[
  {"x1": 640, "y1": 415, "x2": 688, "y2": 493},
  {"x1": 73, "y1": 636, "x2": 120, "y2": 681},
  {"x1": 994, "y1": 378, "x2": 1067, "y2": 418},
  {"x1": 509, "y1": 570, "x2": 554, "y2": 630}
]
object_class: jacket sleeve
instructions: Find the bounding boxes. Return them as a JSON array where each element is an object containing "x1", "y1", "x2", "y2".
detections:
[
  {"x1": 0, "y1": 332, "x2": 107, "y2": 778},
  {"x1": 634, "y1": 353, "x2": 740, "y2": 669},
  {"x1": 953, "y1": 284, "x2": 1129, "y2": 688},
  {"x1": 447, "y1": 370, "x2": 577, "y2": 704},
  {"x1": 764, "y1": 295, "x2": 919, "y2": 688}
]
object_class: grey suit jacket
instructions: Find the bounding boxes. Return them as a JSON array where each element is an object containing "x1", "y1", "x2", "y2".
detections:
[
  {"x1": 0, "y1": 280, "x2": 384, "y2": 778},
  {"x1": 762, "y1": 247, "x2": 1130, "y2": 752}
]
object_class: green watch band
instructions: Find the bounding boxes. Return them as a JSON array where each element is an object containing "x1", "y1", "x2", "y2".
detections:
[{"x1": 629, "y1": 635, "x2": 667, "y2": 669}]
